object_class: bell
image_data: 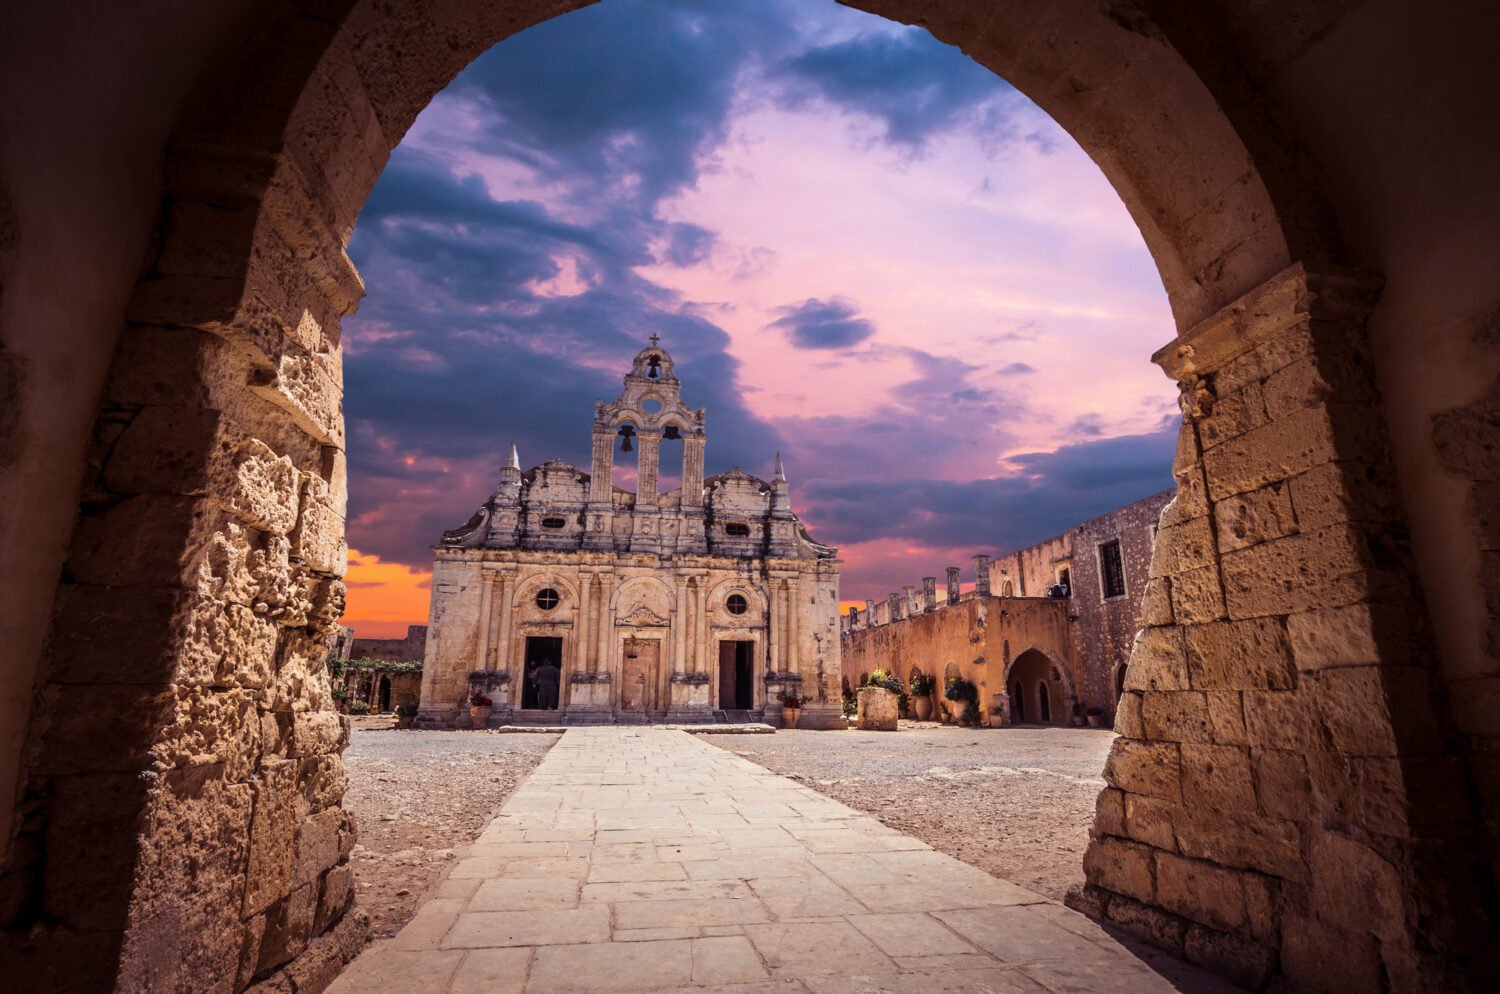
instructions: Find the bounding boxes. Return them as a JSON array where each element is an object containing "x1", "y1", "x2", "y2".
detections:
[
  {"x1": 620, "y1": 435, "x2": 634, "y2": 453},
  {"x1": 647, "y1": 354, "x2": 660, "y2": 379},
  {"x1": 663, "y1": 425, "x2": 680, "y2": 440}
]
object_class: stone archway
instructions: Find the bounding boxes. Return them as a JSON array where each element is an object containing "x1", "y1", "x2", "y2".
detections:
[
  {"x1": 2, "y1": 3, "x2": 1493, "y2": 993},
  {"x1": 1006, "y1": 647, "x2": 1075, "y2": 727}
]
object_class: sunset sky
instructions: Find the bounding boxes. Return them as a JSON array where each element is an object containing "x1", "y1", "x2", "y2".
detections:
[{"x1": 341, "y1": 0, "x2": 1178, "y2": 639}]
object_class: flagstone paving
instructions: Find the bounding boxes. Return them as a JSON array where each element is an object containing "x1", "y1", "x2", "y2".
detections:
[{"x1": 329, "y1": 728, "x2": 1242, "y2": 994}]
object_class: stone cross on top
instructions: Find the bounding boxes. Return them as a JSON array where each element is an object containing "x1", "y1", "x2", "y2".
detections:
[{"x1": 649, "y1": 333, "x2": 660, "y2": 347}]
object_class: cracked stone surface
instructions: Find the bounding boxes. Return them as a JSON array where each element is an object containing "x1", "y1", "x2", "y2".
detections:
[{"x1": 329, "y1": 728, "x2": 1243, "y2": 993}]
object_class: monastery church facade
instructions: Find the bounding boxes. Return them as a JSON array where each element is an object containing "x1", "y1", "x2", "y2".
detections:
[{"x1": 417, "y1": 340, "x2": 844, "y2": 728}]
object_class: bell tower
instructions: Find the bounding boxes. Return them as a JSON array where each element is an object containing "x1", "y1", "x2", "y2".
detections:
[{"x1": 586, "y1": 337, "x2": 707, "y2": 552}]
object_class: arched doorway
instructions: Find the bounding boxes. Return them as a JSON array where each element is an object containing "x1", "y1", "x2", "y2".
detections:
[
  {"x1": 1007, "y1": 648, "x2": 1068, "y2": 727},
  {"x1": 2, "y1": 3, "x2": 1487, "y2": 992}
]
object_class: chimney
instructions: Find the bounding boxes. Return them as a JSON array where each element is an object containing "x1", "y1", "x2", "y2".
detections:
[
  {"x1": 946, "y1": 567, "x2": 961, "y2": 605},
  {"x1": 923, "y1": 576, "x2": 937, "y2": 612},
  {"x1": 974, "y1": 555, "x2": 992, "y2": 596}
]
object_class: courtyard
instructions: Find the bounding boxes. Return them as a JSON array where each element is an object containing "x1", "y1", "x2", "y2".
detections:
[{"x1": 337, "y1": 725, "x2": 1238, "y2": 993}]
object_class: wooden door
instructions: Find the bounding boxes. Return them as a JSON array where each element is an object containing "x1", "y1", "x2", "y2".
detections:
[{"x1": 620, "y1": 639, "x2": 659, "y2": 711}]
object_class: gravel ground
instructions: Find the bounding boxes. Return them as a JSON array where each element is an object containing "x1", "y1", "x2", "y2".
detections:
[
  {"x1": 709, "y1": 722, "x2": 1116, "y2": 901},
  {"x1": 341, "y1": 720, "x2": 558, "y2": 941}
]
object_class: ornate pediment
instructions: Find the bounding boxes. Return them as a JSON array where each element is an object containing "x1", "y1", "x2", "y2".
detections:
[{"x1": 616, "y1": 605, "x2": 671, "y2": 628}]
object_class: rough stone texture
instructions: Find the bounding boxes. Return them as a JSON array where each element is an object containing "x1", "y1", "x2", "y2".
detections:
[
  {"x1": 3, "y1": 2, "x2": 1499, "y2": 992},
  {"x1": 1071, "y1": 265, "x2": 1490, "y2": 993},
  {"x1": 855, "y1": 687, "x2": 898, "y2": 730}
]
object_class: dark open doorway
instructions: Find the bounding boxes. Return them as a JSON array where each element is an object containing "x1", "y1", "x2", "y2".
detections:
[
  {"x1": 523, "y1": 636, "x2": 563, "y2": 710},
  {"x1": 377, "y1": 676, "x2": 391, "y2": 713},
  {"x1": 718, "y1": 640, "x2": 755, "y2": 710}
]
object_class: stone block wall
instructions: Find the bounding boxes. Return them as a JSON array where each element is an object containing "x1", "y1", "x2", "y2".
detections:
[
  {"x1": 843, "y1": 596, "x2": 1076, "y2": 720},
  {"x1": 1071, "y1": 266, "x2": 1489, "y2": 991},
  {"x1": 0, "y1": 150, "x2": 368, "y2": 989}
]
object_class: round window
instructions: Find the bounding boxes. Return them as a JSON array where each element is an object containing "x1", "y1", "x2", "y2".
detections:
[
  {"x1": 726, "y1": 593, "x2": 748, "y2": 615},
  {"x1": 535, "y1": 588, "x2": 560, "y2": 610}
]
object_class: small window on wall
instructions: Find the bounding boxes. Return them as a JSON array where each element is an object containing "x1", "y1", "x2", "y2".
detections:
[
  {"x1": 726, "y1": 593, "x2": 748, "y2": 615},
  {"x1": 724, "y1": 522, "x2": 750, "y2": 537},
  {"x1": 535, "y1": 588, "x2": 560, "y2": 610},
  {"x1": 541, "y1": 516, "x2": 566, "y2": 529},
  {"x1": 1099, "y1": 540, "x2": 1126, "y2": 599}
]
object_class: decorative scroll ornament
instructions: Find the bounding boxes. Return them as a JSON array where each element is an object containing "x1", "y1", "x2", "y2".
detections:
[{"x1": 616, "y1": 606, "x2": 671, "y2": 628}]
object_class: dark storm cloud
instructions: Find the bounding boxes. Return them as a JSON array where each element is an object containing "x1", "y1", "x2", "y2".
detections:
[
  {"x1": 449, "y1": 0, "x2": 800, "y2": 205},
  {"x1": 799, "y1": 422, "x2": 1177, "y2": 552},
  {"x1": 777, "y1": 26, "x2": 1016, "y2": 148},
  {"x1": 341, "y1": 0, "x2": 812, "y2": 567},
  {"x1": 339, "y1": 0, "x2": 1169, "y2": 592},
  {"x1": 769, "y1": 297, "x2": 876, "y2": 350}
]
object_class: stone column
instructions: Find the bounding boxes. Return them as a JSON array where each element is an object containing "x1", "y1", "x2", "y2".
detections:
[
  {"x1": 682, "y1": 435, "x2": 705, "y2": 506},
  {"x1": 769, "y1": 580, "x2": 783, "y2": 674},
  {"x1": 973, "y1": 555, "x2": 992, "y2": 596},
  {"x1": 922, "y1": 577, "x2": 937, "y2": 612},
  {"x1": 575, "y1": 572, "x2": 592, "y2": 673},
  {"x1": 494, "y1": 570, "x2": 514, "y2": 675},
  {"x1": 475, "y1": 567, "x2": 496, "y2": 671},
  {"x1": 904, "y1": 585, "x2": 919, "y2": 617},
  {"x1": 594, "y1": 573, "x2": 614, "y2": 682},
  {"x1": 636, "y1": 430, "x2": 660, "y2": 507},
  {"x1": 945, "y1": 567, "x2": 960, "y2": 605},
  {"x1": 588, "y1": 429, "x2": 614, "y2": 503},
  {"x1": 786, "y1": 577, "x2": 800, "y2": 673},
  {"x1": 1070, "y1": 264, "x2": 1482, "y2": 994},
  {"x1": 864, "y1": 598, "x2": 876, "y2": 626},
  {"x1": 673, "y1": 574, "x2": 689, "y2": 675}
]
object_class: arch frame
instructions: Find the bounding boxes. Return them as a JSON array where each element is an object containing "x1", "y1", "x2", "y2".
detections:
[
  {"x1": 1004, "y1": 644, "x2": 1079, "y2": 723},
  {"x1": 2, "y1": 3, "x2": 1487, "y2": 993}
]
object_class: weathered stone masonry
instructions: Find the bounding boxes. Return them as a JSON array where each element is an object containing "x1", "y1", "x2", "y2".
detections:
[
  {"x1": 1069, "y1": 267, "x2": 1488, "y2": 991},
  {"x1": 842, "y1": 490, "x2": 1172, "y2": 724},
  {"x1": 418, "y1": 344, "x2": 843, "y2": 729},
  {"x1": 3, "y1": 2, "x2": 1497, "y2": 993}
]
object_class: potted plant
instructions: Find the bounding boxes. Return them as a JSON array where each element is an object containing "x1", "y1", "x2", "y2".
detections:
[
  {"x1": 908, "y1": 671, "x2": 934, "y2": 721},
  {"x1": 1086, "y1": 705, "x2": 1105, "y2": 728},
  {"x1": 395, "y1": 701, "x2": 419, "y2": 729},
  {"x1": 348, "y1": 700, "x2": 370, "y2": 716},
  {"x1": 778, "y1": 690, "x2": 804, "y2": 729},
  {"x1": 944, "y1": 675, "x2": 981, "y2": 727},
  {"x1": 469, "y1": 692, "x2": 494, "y2": 728},
  {"x1": 1070, "y1": 703, "x2": 1085, "y2": 728}
]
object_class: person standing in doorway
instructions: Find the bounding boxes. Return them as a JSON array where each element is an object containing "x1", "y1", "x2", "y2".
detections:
[{"x1": 534, "y1": 658, "x2": 561, "y2": 710}]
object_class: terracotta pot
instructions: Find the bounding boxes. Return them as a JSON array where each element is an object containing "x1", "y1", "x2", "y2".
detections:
[
  {"x1": 783, "y1": 706, "x2": 801, "y2": 729},
  {"x1": 1086, "y1": 714, "x2": 1102, "y2": 728},
  {"x1": 912, "y1": 696, "x2": 933, "y2": 721},
  {"x1": 395, "y1": 713, "x2": 415, "y2": 729},
  {"x1": 469, "y1": 705, "x2": 493, "y2": 728}
]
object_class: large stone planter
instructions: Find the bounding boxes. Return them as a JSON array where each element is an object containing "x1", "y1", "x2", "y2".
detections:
[{"x1": 856, "y1": 687, "x2": 898, "y2": 731}]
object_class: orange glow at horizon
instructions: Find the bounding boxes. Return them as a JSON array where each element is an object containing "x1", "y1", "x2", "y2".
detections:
[{"x1": 342, "y1": 548, "x2": 433, "y2": 640}]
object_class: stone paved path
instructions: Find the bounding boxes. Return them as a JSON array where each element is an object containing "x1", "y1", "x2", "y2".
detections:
[{"x1": 330, "y1": 729, "x2": 1241, "y2": 994}]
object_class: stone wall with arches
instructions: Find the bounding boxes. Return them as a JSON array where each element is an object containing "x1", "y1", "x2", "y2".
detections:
[{"x1": 2, "y1": 0, "x2": 1497, "y2": 991}]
